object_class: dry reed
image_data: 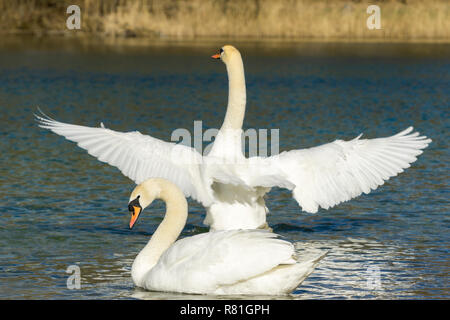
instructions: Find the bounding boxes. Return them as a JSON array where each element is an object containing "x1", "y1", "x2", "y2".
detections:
[{"x1": 0, "y1": 0, "x2": 448, "y2": 41}]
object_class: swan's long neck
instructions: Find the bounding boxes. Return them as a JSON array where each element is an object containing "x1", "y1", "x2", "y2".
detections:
[
  {"x1": 221, "y1": 56, "x2": 246, "y2": 130},
  {"x1": 131, "y1": 180, "x2": 188, "y2": 287}
]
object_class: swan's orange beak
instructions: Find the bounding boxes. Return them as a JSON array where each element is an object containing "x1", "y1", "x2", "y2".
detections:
[
  {"x1": 129, "y1": 206, "x2": 141, "y2": 229},
  {"x1": 211, "y1": 53, "x2": 221, "y2": 59}
]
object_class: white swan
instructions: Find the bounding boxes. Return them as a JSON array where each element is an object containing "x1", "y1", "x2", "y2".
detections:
[
  {"x1": 36, "y1": 45, "x2": 431, "y2": 231},
  {"x1": 127, "y1": 178, "x2": 326, "y2": 295}
]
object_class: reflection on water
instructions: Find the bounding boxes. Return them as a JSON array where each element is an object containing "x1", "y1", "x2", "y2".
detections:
[{"x1": 0, "y1": 37, "x2": 448, "y2": 299}]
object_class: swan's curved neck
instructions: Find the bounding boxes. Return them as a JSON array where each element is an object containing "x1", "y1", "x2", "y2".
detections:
[
  {"x1": 131, "y1": 180, "x2": 188, "y2": 287},
  {"x1": 222, "y1": 57, "x2": 246, "y2": 130}
]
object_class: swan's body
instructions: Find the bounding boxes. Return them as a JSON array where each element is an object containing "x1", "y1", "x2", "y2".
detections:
[
  {"x1": 128, "y1": 178, "x2": 326, "y2": 295},
  {"x1": 37, "y1": 45, "x2": 431, "y2": 231}
]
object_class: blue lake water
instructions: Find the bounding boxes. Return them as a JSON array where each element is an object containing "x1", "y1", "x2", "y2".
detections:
[{"x1": 0, "y1": 37, "x2": 448, "y2": 299}]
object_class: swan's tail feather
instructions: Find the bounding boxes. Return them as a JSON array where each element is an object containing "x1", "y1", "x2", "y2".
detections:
[
  {"x1": 310, "y1": 250, "x2": 329, "y2": 265},
  {"x1": 297, "y1": 249, "x2": 329, "y2": 268},
  {"x1": 281, "y1": 249, "x2": 329, "y2": 294}
]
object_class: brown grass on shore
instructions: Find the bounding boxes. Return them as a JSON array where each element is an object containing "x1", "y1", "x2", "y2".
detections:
[{"x1": 0, "y1": 0, "x2": 449, "y2": 41}]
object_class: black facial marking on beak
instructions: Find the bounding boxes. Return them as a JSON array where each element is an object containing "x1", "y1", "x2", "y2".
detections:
[
  {"x1": 220, "y1": 48, "x2": 224, "y2": 54},
  {"x1": 128, "y1": 196, "x2": 141, "y2": 215}
]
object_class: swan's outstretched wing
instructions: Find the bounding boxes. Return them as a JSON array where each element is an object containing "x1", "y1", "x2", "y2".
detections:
[
  {"x1": 146, "y1": 230, "x2": 296, "y2": 293},
  {"x1": 36, "y1": 112, "x2": 212, "y2": 206},
  {"x1": 242, "y1": 127, "x2": 431, "y2": 213}
]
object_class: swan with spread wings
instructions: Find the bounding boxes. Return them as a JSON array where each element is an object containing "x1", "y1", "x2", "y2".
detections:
[{"x1": 36, "y1": 45, "x2": 431, "y2": 231}]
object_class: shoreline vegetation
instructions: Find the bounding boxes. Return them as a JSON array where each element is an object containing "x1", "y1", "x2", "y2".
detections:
[{"x1": 0, "y1": 0, "x2": 449, "y2": 42}]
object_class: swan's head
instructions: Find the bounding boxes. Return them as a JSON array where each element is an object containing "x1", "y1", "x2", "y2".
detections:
[
  {"x1": 211, "y1": 45, "x2": 242, "y2": 65},
  {"x1": 127, "y1": 179, "x2": 162, "y2": 229}
]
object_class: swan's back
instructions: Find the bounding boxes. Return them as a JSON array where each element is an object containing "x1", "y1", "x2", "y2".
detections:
[{"x1": 143, "y1": 229, "x2": 295, "y2": 294}]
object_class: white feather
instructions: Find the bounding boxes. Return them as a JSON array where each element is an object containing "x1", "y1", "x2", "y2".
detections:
[{"x1": 35, "y1": 45, "x2": 431, "y2": 230}]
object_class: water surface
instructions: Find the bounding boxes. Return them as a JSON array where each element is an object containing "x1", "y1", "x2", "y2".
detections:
[{"x1": 0, "y1": 37, "x2": 448, "y2": 299}]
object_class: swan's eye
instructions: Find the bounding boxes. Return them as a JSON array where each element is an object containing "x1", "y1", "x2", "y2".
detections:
[
  {"x1": 128, "y1": 204, "x2": 134, "y2": 212},
  {"x1": 220, "y1": 48, "x2": 224, "y2": 54}
]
